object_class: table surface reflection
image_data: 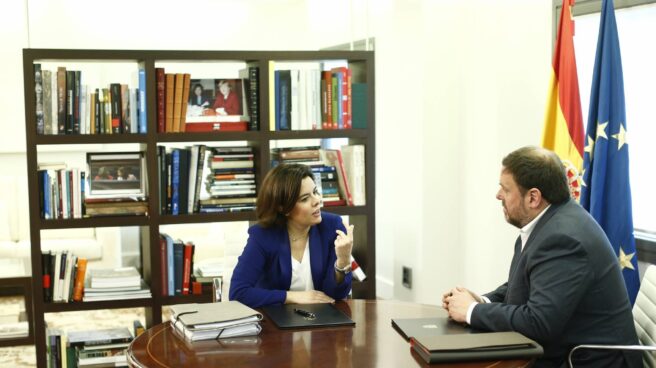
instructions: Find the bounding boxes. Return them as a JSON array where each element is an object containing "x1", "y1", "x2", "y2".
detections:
[{"x1": 127, "y1": 299, "x2": 532, "y2": 368}]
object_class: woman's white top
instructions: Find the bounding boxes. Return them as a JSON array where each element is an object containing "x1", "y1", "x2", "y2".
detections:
[{"x1": 289, "y1": 240, "x2": 315, "y2": 292}]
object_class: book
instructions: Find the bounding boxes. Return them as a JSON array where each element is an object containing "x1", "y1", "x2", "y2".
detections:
[
  {"x1": 88, "y1": 267, "x2": 141, "y2": 288},
  {"x1": 340, "y1": 145, "x2": 366, "y2": 205},
  {"x1": 133, "y1": 320, "x2": 145, "y2": 337},
  {"x1": 156, "y1": 68, "x2": 166, "y2": 132},
  {"x1": 165, "y1": 73, "x2": 175, "y2": 132},
  {"x1": 351, "y1": 83, "x2": 367, "y2": 129},
  {"x1": 72, "y1": 258, "x2": 87, "y2": 302},
  {"x1": 172, "y1": 73, "x2": 185, "y2": 132},
  {"x1": 319, "y1": 149, "x2": 353, "y2": 205},
  {"x1": 179, "y1": 73, "x2": 191, "y2": 132},
  {"x1": 67, "y1": 328, "x2": 133, "y2": 348},
  {"x1": 56, "y1": 67, "x2": 66, "y2": 134},
  {"x1": 34, "y1": 64, "x2": 44, "y2": 134},
  {"x1": 138, "y1": 68, "x2": 147, "y2": 133},
  {"x1": 411, "y1": 331, "x2": 543, "y2": 364}
]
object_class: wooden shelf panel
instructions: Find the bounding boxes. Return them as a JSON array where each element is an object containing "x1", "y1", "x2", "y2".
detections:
[
  {"x1": 43, "y1": 298, "x2": 153, "y2": 313},
  {"x1": 159, "y1": 294, "x2": 213, "y2": 306},
  {"x1": 0, "y1": 336, "x2": 34, "y2": 348},
  {"x1": 322, "y1": 206, "x2": 368, "y2": 216},
  {"x1": 264, "y1": 129, "x2": 368, "y2": 140},
  {"x1": 35, "y1": 134, "x2": 147, "y2": 145},
  {"x1": 157, "y1": 212, "x2": 256, "y2": 225},
  {"x1": 39, "y1": 216, "x2": 150, "y2": 229},
  {"x1": 156, "y1": 131, "x2": 261, "y2": 143}
]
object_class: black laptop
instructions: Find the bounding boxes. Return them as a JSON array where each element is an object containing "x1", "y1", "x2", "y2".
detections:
[
  {"x1": 391, "y1": 317, "x2": 474, "y2": 340},
  {"x1": 262, "y1": 303, "x2": 355, "y2": 329}
]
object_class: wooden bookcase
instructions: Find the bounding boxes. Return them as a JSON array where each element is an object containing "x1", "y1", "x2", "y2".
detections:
[{"x1": 22, "y1": 49, "x2": 375, "y2": 367}]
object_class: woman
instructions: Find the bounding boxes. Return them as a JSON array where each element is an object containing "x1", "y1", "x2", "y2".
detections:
[
  {"x1": 189, "y1": 83, "x2": 210, "y2": 108},
  {"x1": 229, "y1": 163, "x2": 354, "y2": 308},
  {"x1": 212, "y1": 80, "x2": 240, "y2": 115}
]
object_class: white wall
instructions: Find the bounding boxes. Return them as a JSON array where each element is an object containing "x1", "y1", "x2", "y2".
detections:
[{"x1": 0, "y1": 0, "x2": 552, "y2": 303}]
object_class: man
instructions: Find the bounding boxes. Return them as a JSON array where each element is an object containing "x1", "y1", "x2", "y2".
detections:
[{"x1": 443, "y1": 146, "x2": 641, "y2": 367}]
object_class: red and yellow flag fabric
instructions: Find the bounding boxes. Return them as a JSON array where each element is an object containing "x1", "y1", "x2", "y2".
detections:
[{"x1": 542, "y1": 0, "x2": 585, "y2": 200}]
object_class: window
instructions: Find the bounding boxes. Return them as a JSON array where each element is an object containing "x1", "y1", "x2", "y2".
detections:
[{"x1": 562, "y1": 0, "x2": 656, "y2": 262}]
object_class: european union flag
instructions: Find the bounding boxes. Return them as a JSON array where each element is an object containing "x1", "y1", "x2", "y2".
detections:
[{"x1": 580, "y1": 0, "x2": 639, "y2": 304}]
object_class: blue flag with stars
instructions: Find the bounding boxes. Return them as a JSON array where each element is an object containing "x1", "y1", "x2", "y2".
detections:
[{"x1": 580, "y1": 0, "x2": 639, "y2": 305}]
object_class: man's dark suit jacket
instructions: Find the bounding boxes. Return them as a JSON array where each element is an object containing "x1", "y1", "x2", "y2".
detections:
[{"x1": 471, "y1": 199, "x2": 641, "y2": 368}]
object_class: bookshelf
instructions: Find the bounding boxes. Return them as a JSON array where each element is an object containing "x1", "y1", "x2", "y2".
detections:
[{"x1": 22, "y1": 49, "x2": 375, "y2": 367}]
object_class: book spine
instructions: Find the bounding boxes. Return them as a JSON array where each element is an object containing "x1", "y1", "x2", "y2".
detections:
[
  {"x1": 73, "y1": 70, "x2": 81, "y2": 134},
  {"x1": 57, "y1": 67, "x2": 67, "y2": 134},
  {"x1": 186, "y1": 146, "x2": 199, "y2": 214},
  {"x1": 166, "y1": 235, "x2": 174, "y2": 296},
  {"x1": 80, "y1": 85, "x2": 88, "y2": 135},
  {"x1": 274, "y1": 70, "x2": 280, "y2": 131},
  {"x1": 139, "y1": 69, "x2": 147, "y2": 133},
  {"x1": 192, "y1": 145, "x2": 207, "y2": 213},
  {"x1": 178, "y1": 149, "x2": 190, "y2": 215},
  {"x1": 49, "y1": 71, "x2": 58, "y2": 135},
  {"x1": 323, "y1": 71, "x2": 333, "y2": 129},
  {"x1": 66, "y1": 70, "x2": 75, "y2": 134},
  {"x1": 179, "y1": 74, "x2": 191, "y2": 132},
  {"x1": 345, "y1": 68, "x2": 352, "y2": 129},
  {"x1": 42, "y1": 251, "x2": 52, "y2": 302},
  {"x1": 129, "y1": 88, "x2": 137, "y2": 133},
  {"x1": 165, "y1": 73, "x2": 174, "y2": 132},
  {"x1": 103, "y1": 87, "x2": 111, "y2": 134},
  {"x1": 160, "y1": 236, "x2": 167, "y2": 296},
  {"x1": 35, "y1": 64, "x2": 45, "y2": 134},
  {"x1": 158, "y1": 146, "x2": 167, "y2": 215},
  {"x1": 173, "y1": 242, "x2": 184, "y2": 295},
  {"x1": 248, "y1": 66, "x2": 259, "y2": 131},
  {"x1": 171, "y1": 149, "x2": 180, "y2": 215},
  {"x1": 110, "y1": 83, "x2": 122, "y2": 134},
  {"x1": 72, "y1": 258, "x2": 87, "y2": 302},
  {"x1": 94, "y1": 89, "x2": 100, "y2": 134},
  {"x1": 172, "y1": 73, "x2": 184, "y2": 132},
  {"x1": 121, "y1": 84, "x2": 129, "y2": 133},
  {"x1": 279, "y1": 70, "x2": 291, "y2": 130},
  {"x1": 182, "y1": 243, "x2": 193, "y2": 295}
]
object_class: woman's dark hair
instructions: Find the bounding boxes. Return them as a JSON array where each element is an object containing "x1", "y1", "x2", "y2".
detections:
[
  {"x1": 256, "y1": 163, "x2": 315, "y2": 227},
  {"x1": 502, "y1": 146, "x2": 570, "y2": 204}
]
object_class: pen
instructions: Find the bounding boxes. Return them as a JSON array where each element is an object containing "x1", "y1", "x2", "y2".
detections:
[{"x1": 294, "y1": 308, "x2": 316, "y2": 319}]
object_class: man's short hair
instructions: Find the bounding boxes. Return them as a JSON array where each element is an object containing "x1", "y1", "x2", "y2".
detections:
[{"x1": 502, "y1": 146, "x2": 570, "y2": 204}]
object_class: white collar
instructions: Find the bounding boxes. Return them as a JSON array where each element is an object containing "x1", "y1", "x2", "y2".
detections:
[{"x1": 519, "y1": 204, "x2": 551, "y2": 250}]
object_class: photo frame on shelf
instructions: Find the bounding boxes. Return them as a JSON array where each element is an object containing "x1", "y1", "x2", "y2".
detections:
[
  {"x1": 86, "y1": 152, "x2": 146, "y2": 197},
  {"x1": 186, "y1": 78, "x2": 248, "y2": 121}
]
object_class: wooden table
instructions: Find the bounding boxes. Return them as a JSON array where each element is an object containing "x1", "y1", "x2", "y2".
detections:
[{"x1": 127, "y1": 299, "x2": 532, "y2": 368}]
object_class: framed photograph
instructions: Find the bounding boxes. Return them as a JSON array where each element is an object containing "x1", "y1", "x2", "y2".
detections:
[
  {"x1": 86, "y1": 152, "x2": 146, "y2": 197},
  {"x1": 186, "y1": 78, "x2": 248, "y2": 123}
]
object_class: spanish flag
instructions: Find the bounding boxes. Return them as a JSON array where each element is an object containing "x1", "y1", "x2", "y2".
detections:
[{"x1": 542, "y1": 0, "x2": 585, "y2": 200}]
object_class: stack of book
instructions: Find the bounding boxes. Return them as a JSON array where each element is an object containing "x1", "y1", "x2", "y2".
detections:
[
  {"x1": 41, "y1": 250, "x2": 87, "y2": 303},
  {"x1": 83, "y1": 267, "x2": 151, "y2": 302},
  {"x1": 170, "y1": 301, "x2": 262, "y2": 342},
  {"x1": 271, "y1": 146, "x2": 344, "y2": 206},
  {"x1": 0, "y1": 303, "x2": 28, "y2": 340},
  {"x1": 159, "y1": 234, "x2": 202, "y2": 297},
  {"x1": 34, "y1": 64, "x2": 147, "y2": 136},
  {"x1": 67, "y1": 327, "x2": 134, "y2": 368},
  {"x1": 37, "y1": 163, "x2": 87, "y2": 219},
  {"x1": 199, "y1": 147, "x2": 257, "y2": 213}
]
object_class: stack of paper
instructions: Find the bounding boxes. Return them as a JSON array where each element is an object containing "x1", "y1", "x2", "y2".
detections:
[{"x1": 170, "y1": 301, "x2": 262, "y2": 342}]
